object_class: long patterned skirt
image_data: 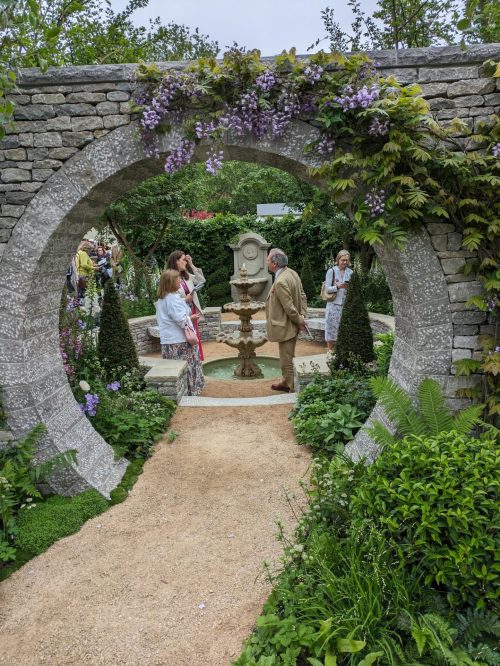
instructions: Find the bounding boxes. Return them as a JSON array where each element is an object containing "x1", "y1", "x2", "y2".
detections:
[
  {"x1": 325, "y1": 303, "x2": 343, "y2": 342},
  {"x1": 161, "y1": 342, "x2": 205, "y2": 396}
]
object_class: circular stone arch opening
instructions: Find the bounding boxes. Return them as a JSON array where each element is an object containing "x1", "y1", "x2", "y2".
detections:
[{"x1": 0, "y1": 119, "x2": 453, "y2": 495}]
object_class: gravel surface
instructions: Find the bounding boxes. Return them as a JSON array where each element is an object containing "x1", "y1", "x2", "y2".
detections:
[{"x1": 0, "y1": 403, "x2": 312, "y2": 665}]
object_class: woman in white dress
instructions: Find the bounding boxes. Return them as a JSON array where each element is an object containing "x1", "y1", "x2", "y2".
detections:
[
  {"x1": 156, "y1": 269, "x2": 205, "y2": 396},
  {"x1": 324, "y1": 250, "x2": 353, "y2": 352}
]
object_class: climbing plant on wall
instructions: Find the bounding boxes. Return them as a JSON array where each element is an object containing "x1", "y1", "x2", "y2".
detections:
[{"x1": 134, "y1": 47, "x2": 500, "y2": 411}]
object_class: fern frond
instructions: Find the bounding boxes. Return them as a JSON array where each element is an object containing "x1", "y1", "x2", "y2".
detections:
[
  {"x1": 366, "y1": 420, "x2": 397, "y2": 449},
  {"x1": 451, "y1": 405, "x2": 484, "y2": 434},
  {"x1": 471, "y1": 643, "x2": 500, "y2": 666},
  {"x1": 417, "y1": 379, "x2": 453, "y2": 435},
  {"x1": 455, "y1": 609, "x2": 500, "y2": 642},
  {"x1": 369, "y1": 376, "x2": 425, "y2": 438}
]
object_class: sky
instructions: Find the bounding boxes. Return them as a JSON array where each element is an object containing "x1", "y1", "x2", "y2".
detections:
[{"x1": 109, "y1": 0, "x2": 379, "y2": 57}]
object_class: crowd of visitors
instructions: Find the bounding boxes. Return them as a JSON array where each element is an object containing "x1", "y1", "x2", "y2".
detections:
[{"x1": 68, "y1": 239, "x2": 123, "y2": 302}]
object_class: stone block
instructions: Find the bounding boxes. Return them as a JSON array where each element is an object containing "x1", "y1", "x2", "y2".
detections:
[
  {"x1": 426, "y1": 222, "x2": 455, "y2": 235},
  {"x1": 474, "y1": 115, "x2": 496, "y2": 131},
  {"x1": 1, "y1": 168, "x2": 31, "y2": 183},
  {"x1": 33, "y1": 159, "x2": 62, "y2": 170},
  {"x1": 93, "y1": 129, "x2": 110, "y2": 139},
  {"x1": 418, "y1": 66, "x2": 479, "y2": 82},
  {"x1": 453, "y1": 95, "x2": 485, "y2": 107},
  {"x1": 6, "y1": 94, "x2": 30, "y2": 105},
  {"x1": 71, "y1": 116, "x2": 104, "y2": 131},
  {"x1": 119, "y1": 101, "x2": 133, "y2": 114},
  {"x1": 0, "y1": 229, "x2": 12, "y2": 241},
  {"x1": 453, "y1": 335, "x2": 480, "y2": 349},
  {"x1": 20, "y1": 181, "x2": 42, "y2": 192},
  {"x1": 46, "y1": 116, "x2": 72, "y2": 131},
  {"x1": 32, "y1": 169, "x2": 54, "y2": 181},
  {"x1": 27, "y1": 147, "x2": 49, "y2": 160},
  {"x1": 447, "y1": 232, "x2": 462, "y2": 250},
  {"x1": 429, "y1": 97, "x2": 455, "y2": 110},
  {"x1": 453, "y1": 325, "x2": 478, "y2": 336},
  {"x1": 451, "y1": 310, "x2": 487, "y2": 325},
  {"x1": 446, "y1": 375, "x2": 479, "y2": 396},
  {"x1": 103, "y1": 114, "x2": 129, "y2": 129},
  {"x1": 1, "y1": 204, "x2": 25, "y2": 217},
  {"x1": 0, "y1": 136, "x2": 21, "y2": 149},
  {"x1": 66, "y1": 92, "x2": 106, "y2": 103},
  {"x1": 31, "y1": 93, "x2": 66, "y2": 104},
  {"x1": 96, "y1": 101, "x2": 119, "y2": 115},
  {"x1": 4, "y1": 148, "x2": 26, "y2": 160},
  {"x1": 54, "y1": 103, "x2": 97, "y2": 116},
  {"x1": 14, "y1": 105, "x2": 56, "y2": 120},
  {"x1": 18, "y1": 133, "x2": 34, "y2": 147},
  {"x1": 448, "y1": 281, "x2": 483, "y2": 303},
  {"x1": 5, "y1": 191, "x2": 34, "y2": 205},
  {"x1": 445, "y1": 274, "x2": 471, "y2": 284},
  {"x1": 49, "y1": 147, "x2": 78, "y2": 159},
  {"x1": 107, "y1": 91, "x2": 130, "y2": 101},
  {"x1": 419, "y1": 82, "x2": 448, "y2": 98},
  {"x1": 447, "y1": 78, "x2": 496, "y2": 97},
  {"x1": 440, "y1": 117, "x2": 474, "y2": 135},
  {"x1": 441, "y1": 257, "x2": 465, "y2": 274},
  {"x1": 62, "y1": 131, "x2": 94, "y2": 147},
  {"x1": 33, "y1": 132, "x2": 62, "y2": 147},
  {"x1": 483, "y1": 92, "x2": 500, "y2": 105}
]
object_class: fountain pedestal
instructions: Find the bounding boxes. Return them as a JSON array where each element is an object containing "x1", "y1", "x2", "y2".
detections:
[{"x1": 216, "y1": 265, "x2": 268, "y2": 378}]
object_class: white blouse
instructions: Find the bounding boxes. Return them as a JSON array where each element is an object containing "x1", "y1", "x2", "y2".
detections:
[{"x1": 156, "y1": 293, "x2": 193, "y2": 345}]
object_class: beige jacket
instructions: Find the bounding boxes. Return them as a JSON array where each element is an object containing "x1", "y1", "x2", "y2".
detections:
[
  {"x1": 177, "y1": 267, "x2": 206, "y2": 319},
  {"x1": 265, "y1": 267, "x2": 307, "y2": 342}
]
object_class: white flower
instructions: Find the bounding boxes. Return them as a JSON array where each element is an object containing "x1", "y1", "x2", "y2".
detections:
[{"x1": 79, "y1": 380, "x2": 91, "y2": 392}]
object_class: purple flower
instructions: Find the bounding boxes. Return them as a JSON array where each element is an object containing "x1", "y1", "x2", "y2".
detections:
[
  {"x1": 334, "y1": 84, "x2": 380, "y2": 112},
  {"x1": 164, "y1": 139, "x2": 195, "y2": 174},
  {"x1": 492, "y1": 143, "x2": 500, "y2": 157},
  {"x1": 365, "y1": 188, "x2": 386, "y2": 217},
  {"x1": 255, "y1": 69, "x2": 278, "y2": 92},
  {"x1": 368, "y1": 117, "x2": 390, "y2": 136},
  {"x1": 205, "y1": 149, "x2": 225, "y2": 175},
  {"x1": 81, "y1": 392, "x2": 100, "y2": 417},
  {"x1": 303, "y1": 64, "x2": 323, "y2": 84},
  {"x1": 317, "y1": 134, "x2": 335, "y2": 157},
  {"x1": 106, "y1": 381, "x2": 121, "y2": 392},
  {"x1": 77, "y1": 319, "x2": 86, "y2": 330}
]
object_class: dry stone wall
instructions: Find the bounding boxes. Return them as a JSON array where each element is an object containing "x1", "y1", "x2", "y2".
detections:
[{"x1": 0, "y1": 44, "x2": 499, "y2": 493}]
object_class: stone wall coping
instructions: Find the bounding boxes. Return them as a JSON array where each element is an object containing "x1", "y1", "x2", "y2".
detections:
[
  {"x1": 15, "y1": 44, "x2": 500, "y2": 87},
  {"x1": 128, "y1": 314, "x2": 157, "y2": 325},
  {"x1": 145, "y1": 360, "x2": 186, "y2": 380}
]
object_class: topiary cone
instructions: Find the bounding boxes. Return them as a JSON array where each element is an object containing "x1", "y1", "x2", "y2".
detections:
[
  {"x1": 97, "y1": 279, "x2": 139, "y2": 379},
  {"x1": 335, "y1": 268, "x2": 374, "y2": 365}
]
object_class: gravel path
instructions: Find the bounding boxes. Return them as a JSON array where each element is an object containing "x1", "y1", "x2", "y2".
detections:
[{"x1": 0, "y1": 403, "x2": 311, "y2": 666}]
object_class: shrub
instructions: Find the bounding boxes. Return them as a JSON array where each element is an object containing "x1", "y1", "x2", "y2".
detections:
[
  {"x1": 374, "y1": 331, "x2": 394, "y2": 376},
  {"x1": 351, "y1": 428, "x2": 500, "y2": 610},
  {"x1": 97, "y1": 279, "x2": 139, "y2": 380},
  {"x1": 300, "y1": 256, "x2": 316, "y2": 301},
  {"x1": 290, "y1": 370, "x2": 375, "y2": 454},
  {"x1": 334, "y1": 268, "x2": 374, "y2": 368},
  {"x1": 16, "y1": 490, "x2": 109, "y2": 556}
]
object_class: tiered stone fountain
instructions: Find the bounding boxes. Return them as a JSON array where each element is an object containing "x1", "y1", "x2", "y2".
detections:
[{"x1": 216, "y1": 264, "x2": 268, "y2": 377}]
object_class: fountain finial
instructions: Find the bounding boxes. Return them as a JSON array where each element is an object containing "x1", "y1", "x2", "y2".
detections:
[{"x1": 240, "y1": 263, "x2": 248, "y2": 279}]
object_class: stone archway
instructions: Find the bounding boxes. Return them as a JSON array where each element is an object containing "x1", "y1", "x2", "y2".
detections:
[{"x1": 1, "y1": 44, "x2": 496, "y2": 493}]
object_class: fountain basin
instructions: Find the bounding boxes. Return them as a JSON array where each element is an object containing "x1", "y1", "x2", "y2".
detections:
[{"x1": 204, "y1": 356, "x2": 281, "y2": 380}]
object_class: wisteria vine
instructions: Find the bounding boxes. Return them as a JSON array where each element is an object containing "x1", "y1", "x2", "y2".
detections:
[{"x1": 134, "y1": 47, "x2": 499, "y2": 315}]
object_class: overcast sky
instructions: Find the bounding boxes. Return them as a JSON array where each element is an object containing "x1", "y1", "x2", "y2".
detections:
[{"x1": 109, "y1": 0, "x2": 379, "y2": 57}]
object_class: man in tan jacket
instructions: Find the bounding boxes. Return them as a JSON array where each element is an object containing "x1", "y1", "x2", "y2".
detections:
[{"x1": 265, "y1": 248, "x2": 307, "y2": 392}]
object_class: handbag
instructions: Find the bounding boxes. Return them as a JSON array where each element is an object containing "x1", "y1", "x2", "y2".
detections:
[
  {"x1": 183, "y1": 322, "x2": 198, "y2": 346},
  {"x1": 320, "y1": 278, "x2": 337, "y2": 303}
]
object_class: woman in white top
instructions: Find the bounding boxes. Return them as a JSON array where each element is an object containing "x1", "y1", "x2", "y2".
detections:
[
  {"x1": 156, "y1": 269, "x2": 205, "y2": 396},
  {"x1": 324, "y1": 250, "x2": 353, "y2": 352},
  {"x1": 166, "y1": 250, "x2": 206, "y2": 360}
]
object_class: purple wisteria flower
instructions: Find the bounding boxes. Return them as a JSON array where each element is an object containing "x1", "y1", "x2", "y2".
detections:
[
  {"x1": 205, "y1": 149, "x2": 225, "y2": 175},
  {"x1": 335, "y1": 84, "x2": 380, "y2": 111},
  {"x1": 164, "y1": 139, "x2": 195, "y2": 173},
  {"x1": 194, "y1": 120, "x2": 217, "y2": 139},
  {"x1": 255, "y1": 69, "x2": 278, "y2": 92},
  {"x1": 106, "y1": 381, "x2": 121, "y2": 392},
  {"x1": 365, "y1": 189, "x2": 386, "y2": 217},
  {"x1": 368, "y1": 117, "x2": 390, "y2": 136},
  {"x1": 492, "y1": 142, "x2": 500, "y2": 157},
  {"x1": 304, "y1": 64, "x2": 323, "y2": 84},
  {"x1": 317, "y1": 134, "x2": 335, "y2": 157},
  {"x1": 80, "y1": 393, "x2": 100, "y2": 417}
]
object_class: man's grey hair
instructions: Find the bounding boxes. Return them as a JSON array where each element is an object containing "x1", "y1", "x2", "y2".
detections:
[{"x1": 269, "y1": 248, "x2": 288, "y2": 268}]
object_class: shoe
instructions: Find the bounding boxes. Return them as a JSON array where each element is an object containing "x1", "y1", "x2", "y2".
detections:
[{"x1": 271, "y1": 383, "x2": 290, "y2": 393}]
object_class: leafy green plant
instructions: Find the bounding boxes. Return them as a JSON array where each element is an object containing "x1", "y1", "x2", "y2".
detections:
[
  {"x1": 351, "y1": 428, "x2": 500, "y2": 610},
  {"x1": 367, "y1": 376, "x2": 484, "y2": 447},
  {"x1": 374, "y1": 332, "x2": 394, "y2": 376},
  {"x1": 291, "y1": 370, "x2": 375, "y2": 454},
  {"x1": 15, "y1": 490, "x2": 109, "y2": 557},
  {"x1": 0, "y1": 424, "x2": 76, "y2": 562},
  {"x1": 92, "y1": 390, "x2": 175, "y2": 459}
]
